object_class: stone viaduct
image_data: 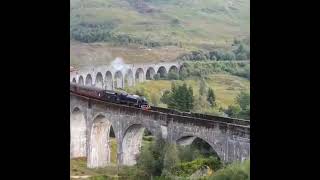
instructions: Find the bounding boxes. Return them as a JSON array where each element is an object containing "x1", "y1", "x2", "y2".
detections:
[
  {"x1": 70, "y1": 93, "x2": 250, "y2": 168},
  {"x1": 70, "y1": 62, "x2": 182, "y2": 90}
]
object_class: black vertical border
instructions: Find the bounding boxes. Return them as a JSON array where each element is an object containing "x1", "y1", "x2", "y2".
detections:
[{"x1": 0, "y1": 0, "x2": 70, "y2": 178}]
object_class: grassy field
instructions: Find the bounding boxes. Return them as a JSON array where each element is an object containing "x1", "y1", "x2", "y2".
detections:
[
  {"x1": 70, "y1": 0, "x2": 250, "y2": 66},
  {"x1": 110, "y1": 138, "x2": 117, "y2": 164},
  {"x1": 70, "y1": 137, "x2": 152, "y2": 179},
  {"x1": 71, "y1": 0, "x2": 249, "y2": 46},
  {"x1": 70, "y1": 158, "x2": 140, "y2": 179},
  {"x1": 70, "y1": 138, "x2": 118, "y2": 178},
  {"x1": 126, "y1": 73, "x2": 250, "y2": 109},
  {"x1": 70, "y1": 40, "x2": 186, "y2": 67}
]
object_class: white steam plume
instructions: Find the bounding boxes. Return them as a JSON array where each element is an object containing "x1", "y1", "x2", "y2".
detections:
[{"x1": 110, "y1": 57, "x2": 129, "y2": 73}]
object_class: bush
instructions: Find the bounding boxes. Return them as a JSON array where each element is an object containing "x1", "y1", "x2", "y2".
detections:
[
  {"x1": 137, "y1": 138, "x2": 166, "y2": 177},
  {"x1": 225, "y1": 104, "x2": 241, "y2": 118},
  {"x1": 208, "y1": 160, "x2": 250, "y2": 180},
  {"x1": 171, "y1": 157, "x2": 222, "y2": 177},
  {"x1": 70, "y1": 21, "x2": 172, "y2": 47},
  {"x1": 221, "y1": 51, "x2": 236, "y2": 60},
  {"x1": 176, "y1": 36, "x2": 250, "y2": 61},
  {"x1": 89, "y1": 176, "x2": 109, "y2": 180},
  {"x1": 178, "y1": 61, "x2": 250, "y2": 79},
  {"x1": 167, "y1": 71, "x2": 179, "y2": 80},
  {"x1": 225, "y1": 91, "x2": 250, "y2": 119},
  {"x1": 70, "y1": 21, "x2": 116, "y2": 43},
  {"x1": 160, "y1": 90, "x2": 171, "y2": 104},
  {"x1": 193, "y1": 95, "x2": 210, "y2": 113},
  {"x1": 236, "y1": 91, "x2": 250, "y2": 110},
  {"x1": 144, "y1": 130, "x2": 152, "y2": 136},
  {"x1": 143, "y1": 136, "x2": 154, "y2": 141},
  {"x1": 134, "y1": 88, "x2": 151, "y2": 102},
  {"x1": 137, "y1": 146, "x2": 156, "y2": 176},
  {"x1": 233, "y1": 43, "x2": 250, "y2": 60},
  {"x1": 207, "y1": 88, "x2": 216, "y2": 107},
  {"x1": 160, "y1": 73, "x2": 168, "y2": 80},
  {"x1": 178, "y1": 145, "x2": 203, "y2": 162},
  {"x1": 236, "y1": 52, "x2": 248, "y2": 60},
  {"x1": 166, "y1": 83, "x2": 194, "y2": 112},
  {"x1": 153, "y1": 73, "x2": 161, "y2": 80}
]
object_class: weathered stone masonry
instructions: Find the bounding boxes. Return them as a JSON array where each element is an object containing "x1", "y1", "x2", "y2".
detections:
[
  {"x1": 70, "y1": 62, "x2": 182, "y2": 90},
  {"x1": 70, "y1": 93, "x2": 250, "y2": 168}
]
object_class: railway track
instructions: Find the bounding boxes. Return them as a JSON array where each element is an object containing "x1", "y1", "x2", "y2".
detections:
[{"x1": 70, "y1": 92, "x2": 250, "y2": 127}]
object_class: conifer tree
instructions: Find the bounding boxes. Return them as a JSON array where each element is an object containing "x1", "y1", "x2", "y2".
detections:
[
  {"x1": 207, "y1": 88, "x2": 216, "y2": 107},
  {"x1": 163, "y1": 143, "x2": 180, "y2": 171}
]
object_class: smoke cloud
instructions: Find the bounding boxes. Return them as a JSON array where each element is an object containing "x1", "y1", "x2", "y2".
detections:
[{"x1": 110, "y1": 57, "x2": 129, "y2": 73}]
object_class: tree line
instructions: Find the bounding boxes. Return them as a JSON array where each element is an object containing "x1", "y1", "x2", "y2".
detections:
[
  {"x1": 131, "y1": 78, "x2": 249, "y2": 120},
  {"x1": 70, "y1": 20, "x2": 250, "y2": 61},
  {"x1": 177, "y1": 38, "x2": 250, "y2": 61},
  {"x1": 134, "y1": 136, "x2": 249, "y2": 179},
  {"x1": 149, "y1": 61, "x2": 250, "y2": 81},
  {"x1": 160, "y1": 81, "x2": 216, "y2": 113},
  {"x1": 70, "y1": 22, "x2": 179, "y2": 47},
  {"x1": 225, "y1": 91, "x2": 250, "y2": 120},
  {"x1": 179, "y1": 61, "x2": 250, "y2": 80}
]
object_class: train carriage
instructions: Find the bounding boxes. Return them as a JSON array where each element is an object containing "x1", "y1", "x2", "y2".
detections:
[
  {"x1": 70, "y1": 83, "x2": 105, "y2": 99},
  {"x1": 70, "y1": 83, "x2": 150, "y2": 110}
]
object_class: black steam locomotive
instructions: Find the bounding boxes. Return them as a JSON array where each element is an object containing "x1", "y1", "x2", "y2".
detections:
[{"x1": 70, "y1": 83, "x2": 151, "y2": 110}]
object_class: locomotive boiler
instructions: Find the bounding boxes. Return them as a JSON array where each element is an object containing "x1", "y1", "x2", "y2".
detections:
[{"x1": 70, "y1": 83, "x2": 150, "y2": 110}]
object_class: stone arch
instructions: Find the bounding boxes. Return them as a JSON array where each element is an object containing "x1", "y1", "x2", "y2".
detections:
[
  {"x1": 72, "y1": 77, "x2": 77, "y2": 83},
  {"x1": 169, "y1": 65, "x2": 178, "y2": 74},
  {"x1": 146, "y1": 67, "x2": 156, "y2": 80},
  {"x1": 85, "y1": 74, "x2": 93, "y2": 86},
  {"x1": 78, "y1": 76, "x2": 84, "y2": 86},
  {"x1": 157, "y1": 66, "x2": 167, "y2": 78},
  {"x1": 95, "y1": 72, "x2": 103, "y2": 88},
  {"x1": 105, "y1": 71, "x2": 113, "y2": 90},
  {"x1": 87, "y1": 114, "x2": 116, "y2": 168},
  {"x1": 121, "y1": 124, "x2": 152, "y2": 165},
  {"x1": 70, "y1": 107, "x2": 87, "y2": 158},
  {"x1": 114, "y1": 71, "x2": 123, "y2": 89},
  {"x1": 176, "y1": 135, "x2": 222, "y2": 161},
  {"x1": 124, "y1": 69, "x2": 134, "y2": 87},
  {"x1": 135, "y1": 68, "x2": 144, "y2": 83}
]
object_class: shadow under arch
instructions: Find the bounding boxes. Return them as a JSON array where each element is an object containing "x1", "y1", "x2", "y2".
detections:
[
  {"x1": 85, "y1": 74, "x2": 92, "y2": 86},
  {"x1": 105, "y1": 71, "x2": 113, "y2": 90},
  {"x1": 169, "y1": 65, "x2": 178, "y2": 73},
  {"x1": 157, "y1": 66, "x2": 167, "y2": 78},
  {"x1": 125, "y1": 69, "x2": 134, "y2": 87},
  {"x1": 95, "y1": 72, "x2": 103, "y2": 88},
  {"x1": 114, "y1": 71, "x2": 123, "y2": 89},
  {"x1": 135, "y1": 68, "x2": 144, "y2": 83},
  {"x1": 176, "y1": 135, "x2": 221, "y2": 161},
  {"x1": 78, "y1": 76, "x2": 84, "y2": 86},
  {"x1": 146, "y1": 67, "x2": 156, "y2": 80}
]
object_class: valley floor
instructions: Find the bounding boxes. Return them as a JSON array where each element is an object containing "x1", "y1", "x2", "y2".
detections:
[{"x1": 126, "y1": 73, "x2": 250, "y2": 109}]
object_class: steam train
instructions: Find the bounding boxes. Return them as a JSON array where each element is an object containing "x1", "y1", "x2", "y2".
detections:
[{"x1": 70, "y1": 83, "x2": 151, "y2": 110}]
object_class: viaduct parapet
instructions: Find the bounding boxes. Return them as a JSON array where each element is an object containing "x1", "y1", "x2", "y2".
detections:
[
  {"x1": 70, "y1": 62, "x2": 182, "y2": 90},
  {"x1": 70, "y1": 93, "x2": 250, "y2": 168}
]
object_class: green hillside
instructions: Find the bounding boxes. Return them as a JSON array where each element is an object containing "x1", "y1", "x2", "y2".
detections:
[
  {"x1": 125, "y1": 73, "x2": 250, "y2": 109},
  {"x1": 70, "y1": 0, "x2": 250, "y2": 66}
]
